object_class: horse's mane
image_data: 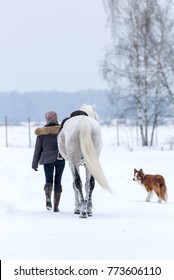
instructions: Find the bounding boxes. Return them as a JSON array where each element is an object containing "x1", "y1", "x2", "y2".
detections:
[{"x1": 80, "y1": 104, "x2": 98, "y2": 120}]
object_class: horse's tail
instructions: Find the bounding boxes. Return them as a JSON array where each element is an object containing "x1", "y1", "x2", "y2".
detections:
[{"x1": 79, "y1": 121, "x2": 111, "y2": 192}]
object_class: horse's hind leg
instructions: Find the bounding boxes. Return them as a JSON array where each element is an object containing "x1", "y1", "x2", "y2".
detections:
[
  {"x1": 85, "y1": 168, "x2": 95, "y2": 216},
  {"x1": 71, "y1": 165, "x2": 87, "y2": 218},
  {"x1": 73, "y1": 183, "x2": 80, "y2": 214}
]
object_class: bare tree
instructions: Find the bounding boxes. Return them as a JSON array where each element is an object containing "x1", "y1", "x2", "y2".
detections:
[
  {"x1": 102, "y1": 0, "x2": 174, "y2": 146},
  {"x1": 155, "y1": 1, "x2": 174, "y2": 112}
]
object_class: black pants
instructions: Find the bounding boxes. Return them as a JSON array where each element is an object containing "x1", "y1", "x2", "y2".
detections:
[{"x1": 44, "y1": 159, "x2": 65, "y2": 191}]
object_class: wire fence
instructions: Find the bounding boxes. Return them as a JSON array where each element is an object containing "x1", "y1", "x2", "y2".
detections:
[
  {"x1": 1, "y1": 116, "x2": 174, "y2": 150},
  {"x1": 0, "y1": 117, "x2": 41, "y2": 148}
]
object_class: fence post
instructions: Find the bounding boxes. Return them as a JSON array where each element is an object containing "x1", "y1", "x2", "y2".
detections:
[
  {"x1": 116, "y1": 120, "x2": 120, "y2": 146},
  {"x1": 28, "y1": 117, "x2": 31, "y2": 148},
  {"x1": 5, "y1": 115, "x2": 8, "y2": 147},
  {"x1": 136, "y1": 120, "x2": 139, "y2": 146}
]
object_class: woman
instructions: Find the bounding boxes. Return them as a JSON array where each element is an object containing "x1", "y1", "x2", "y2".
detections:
[{"x1": 32, "y1": 111, "x2": 65, "y2": 212}]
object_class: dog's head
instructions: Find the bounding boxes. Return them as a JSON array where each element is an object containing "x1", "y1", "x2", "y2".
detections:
[{"x1": 133, "y1": 168, "x2": 144, "y2": 183}]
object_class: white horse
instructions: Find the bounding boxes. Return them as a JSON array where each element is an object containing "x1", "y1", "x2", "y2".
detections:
[{"x1": 58, "y1": 104, "x2": 110, "y2": 218}]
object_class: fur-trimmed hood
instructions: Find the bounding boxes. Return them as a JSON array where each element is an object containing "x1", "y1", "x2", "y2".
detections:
[{"x1": 35, "y1": 125, "x2": 60, "y2": 136}]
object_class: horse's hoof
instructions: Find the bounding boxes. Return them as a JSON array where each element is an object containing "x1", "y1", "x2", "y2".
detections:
[
  {"x1": 46, "y1": 206, "x2": 52, "y2": 211},
  {"x1": 87, "y1": 211, "x2": 93, "y2": 217},
  {"x1": 80, "y1": 212, "x2": 87, "y2": 218},
  {"x1": 74, "y1": 210, "x2": 80, "y2": 215}
]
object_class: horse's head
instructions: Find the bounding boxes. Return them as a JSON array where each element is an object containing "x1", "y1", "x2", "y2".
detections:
[{"x1": 80, "y1": 104, "x2": 98, "y2": 120}]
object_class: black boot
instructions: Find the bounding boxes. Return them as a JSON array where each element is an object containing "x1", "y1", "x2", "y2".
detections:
[
  {"x1": 54, "y1": 190, "x2": 61, "y2": 212},
  {"x1": 44, "y1": 183, "x2": 53, "y2": 211}
]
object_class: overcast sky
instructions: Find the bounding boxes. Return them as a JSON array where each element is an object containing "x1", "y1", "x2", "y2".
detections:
[{"x1": 0, "y1": 0, "x2": 110, "y2": 92}]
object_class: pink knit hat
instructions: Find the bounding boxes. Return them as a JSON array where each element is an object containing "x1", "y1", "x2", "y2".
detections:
[{"x1": 45, "y1": 111, "x2": 58, "y2": 123}]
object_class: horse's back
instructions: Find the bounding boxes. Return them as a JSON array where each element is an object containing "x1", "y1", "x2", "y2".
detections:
[
  {"x1": 58, "y1": 115, "x2": 102, "y2": 161},
  {"x1": 62, "y1": 115, "x2": 101, "y2": 139}
]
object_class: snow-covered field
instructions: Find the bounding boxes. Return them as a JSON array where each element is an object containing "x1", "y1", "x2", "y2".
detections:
[{"x1": 0, "y1": 124, "x2": 174, "y2": 259}]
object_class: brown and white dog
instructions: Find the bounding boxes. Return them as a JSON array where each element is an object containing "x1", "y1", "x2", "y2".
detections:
[{"x1": 133, "y1": 168, "x2": 167, "y2": 203}]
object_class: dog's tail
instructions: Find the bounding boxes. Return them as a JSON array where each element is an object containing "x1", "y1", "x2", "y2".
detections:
[
  {"x1": 158, "y1": 177, "x2": 168, "y2": 201},
  {"x1": 79, "y1": 121, "x2": 111, "y2": 192}
]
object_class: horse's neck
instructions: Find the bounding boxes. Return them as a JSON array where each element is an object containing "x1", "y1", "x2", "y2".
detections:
[{"x1": 82, "y1": 107, "x2": 97, "y2": 119}]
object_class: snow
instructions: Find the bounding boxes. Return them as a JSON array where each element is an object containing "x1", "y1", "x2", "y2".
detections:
[{"x1": 0, "y1": 124, "x2": 174, "y2": 260}]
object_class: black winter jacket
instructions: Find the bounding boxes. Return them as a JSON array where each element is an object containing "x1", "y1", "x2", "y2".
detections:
[{"x1": 32, "y1": 123, "x2": 61, "y2": 169}]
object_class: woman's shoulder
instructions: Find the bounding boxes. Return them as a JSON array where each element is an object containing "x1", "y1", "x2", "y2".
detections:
[{"x1": 35, "y1": 125, "x2": 61, "y2": 136}]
